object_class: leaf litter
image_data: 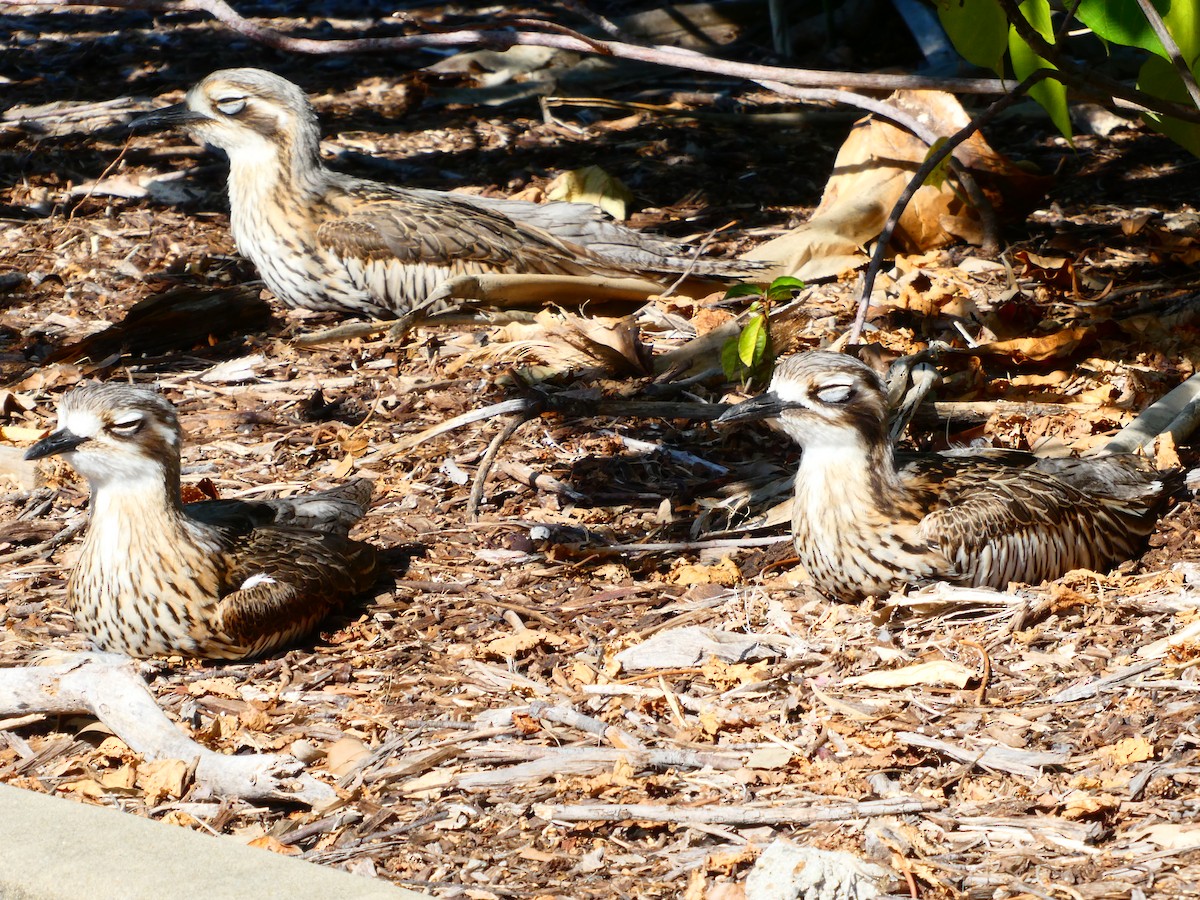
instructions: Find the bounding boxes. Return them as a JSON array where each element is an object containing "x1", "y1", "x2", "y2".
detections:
[{"x1": 4, "y1": 7, "x2": 1200, "y2": 899}]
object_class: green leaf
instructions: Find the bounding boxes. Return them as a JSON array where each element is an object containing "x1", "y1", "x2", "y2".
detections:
[
  {"x1": 937, "y1": 0, "x2": 1009, "y2": 75},
  {"x1": 1076, "y1": 0, "x2": 1169, "y2": 58},
  {"x1": 738, "y1": 315, "x2": 768, "y2": 368},
  {"x1": 720, "y1": 336, "x2": 742, "y2": 380},
  {"x1": 1138, "y1": 55, "x2": 1200, "y2": 155},
  {"x1": 764, "y1": 275, "x2": 806, "y2": 302},
  {"x1": 1160, "y1": 0, "x2": 1200, "y2": 62},
  {"x1": 923, "y1": 137, "x2": 953, "y2": 190},
  {"x1": 1009, "y1": 0, "x2": 1073, "y2": 140},
  {"x1": 724, "y1": 283, "x2": 766, "y2": 300}
]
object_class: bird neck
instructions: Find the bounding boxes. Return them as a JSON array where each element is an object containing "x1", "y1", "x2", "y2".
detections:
[
  {"x1": 226, "y1": 125, "x2": 327, "y2": 212},
  {"x1": 85, "y1": 464, "x2": 188, "y2": 534},
  {"x1": 794, "y1": 435, "x2": 911, "y2": 526}
]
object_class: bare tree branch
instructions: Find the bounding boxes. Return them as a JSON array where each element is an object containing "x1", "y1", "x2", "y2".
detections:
[
  {"x1": 10, "y1": 0, "x2": 1007, "y2": 94},
  {"x1": 994, "y1": 0, "x2": 1200, "y2": 122},
  {"x1": 1133, "y1": 0, "x2": 1200, "y2": 111},
  {"x1": 848, "y1": 71, "x2": 1052, "y2": 345}
]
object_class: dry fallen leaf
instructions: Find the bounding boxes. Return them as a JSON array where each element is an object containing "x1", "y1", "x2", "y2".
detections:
[
  {"x1": 324, "y1": 736, "x2": 372, "y2": 777},
  {"x1": 248, "y1": 834, "x2": 302, "y2": 856},
  {"x1": 666, "y1": 556, "x2": 743, "y2": 587},
  {"x1": 484, "y1": 629, "x2": 560, "y2": 659},
  {"x1": 1128, "y1": 823, "x2": 1200, "y2": 851},
  {"x1": 545, "y1": 165, "x2": 634, "y2": 220},
  {"x1": 744, "y1": 89, "x2": 1049, "y2": 280},
  {"x1": 1061, "y1": 790, "x2": 1119, "y2": 820},
  {"x1": 1102, "y1": 736, "x2": 1154, "y2": 766},
  {"x1": 975, "y1": 326, "x2": 1093, "y2": 362},
  {"x1": 137, "y1": 758, "x2": 191, "y2": 805}
]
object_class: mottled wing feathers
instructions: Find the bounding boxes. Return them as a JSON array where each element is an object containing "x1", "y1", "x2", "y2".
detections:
[
  {"x1": 914, "y1": 457, "x2": 1168, "y2": 589},
  {"x1": 445, "y1": 190, "x2": 772, "y2": 278},
  {"x1": 318, "y1": 189, "x2": 629, "y2": 278},
  {"x1": 215, "y1": 526, "x2": 378, "y2": 651},
  {"x1": 247, "y1": 478, "x2": 373, "y2": 535},
  {"x1": 185, "y1": 479, "x2": 372, "y2": 538}
]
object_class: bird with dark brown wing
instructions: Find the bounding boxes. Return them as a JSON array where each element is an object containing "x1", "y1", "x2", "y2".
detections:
[
  {"x1": 132, "y1": 68, "x2": 765, "y2": 320},
  {"x1": 25, "y1": 383, "x2": 379, "y2": 659},
  {"x1": 717, "y1": 351, "x2": 1177, "y2": 600}
]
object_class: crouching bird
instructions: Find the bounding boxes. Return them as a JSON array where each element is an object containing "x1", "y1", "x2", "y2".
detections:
[
  {"x1": 717, "y1": 351, "x2": 1177, "y2": 600},
  {"x1": 25, "y1": 382, "x2": 379, "y2": 659},
  {"x1": 131, "y1": 68, "x2": 765, "y2": 320}
]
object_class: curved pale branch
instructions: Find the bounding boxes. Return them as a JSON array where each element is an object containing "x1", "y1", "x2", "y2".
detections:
[{"x1": 0, "y1": 654, "x2": 335, "y2": 806}]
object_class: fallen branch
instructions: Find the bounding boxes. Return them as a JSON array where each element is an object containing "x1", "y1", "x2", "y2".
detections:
[
  {"x1": 1045, "y1": 660, "x2": 1160, "y2": 704},
  {"x1": 527, "y1": 701, "x2": 644, "y2": 749},
  {"x1": 497, "y1": 459, "x2": 585, "y2": 501},
  {"x1": 895, "y1": 732, "x2": 1068, "y2": 778},
  {"x1": 452, "y1": 745, "x2": 745, "y2": 791},
  {"x1": 912, "y1": 398, "x2": 1104, "y2": 427},
  {"x1": 0, "y1": 519, "x2": 86, "y2": 567},
  {"x1": 534, "y1": 796, "x2": 939, "y2": 825},
  {"x1": 466, "y1": 413, "x2": 534, "y2": 521},
  {"x1": 0, "y1": 655, "x2": 334, "y2": 805},
  {"x1": 10, "y1": 0, "x2": 1007, "y2": 96}
]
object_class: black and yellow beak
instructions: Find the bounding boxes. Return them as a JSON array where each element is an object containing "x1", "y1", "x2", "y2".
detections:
[
  {"x1": 25, "y1": 428, "x2": 87, "y2": 461},
  {"x1": 129, "y1": 102, "x2": 208, "y2": 131},
  {"x1": 715, "y1": 391, "x2": 783, "y2": 426}
]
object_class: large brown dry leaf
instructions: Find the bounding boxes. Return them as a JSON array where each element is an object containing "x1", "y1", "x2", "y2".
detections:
[
  {"x1": 449, "y1": 308, "x2": 651, "y2": 376},
  {"x1": 745, "y1": 90, "x2": 1050, "y2": 279}
]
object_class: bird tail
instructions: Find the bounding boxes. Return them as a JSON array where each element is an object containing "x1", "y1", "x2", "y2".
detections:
[{"x1": 262, "y1": 478, "x2": 374, "y2": 535}]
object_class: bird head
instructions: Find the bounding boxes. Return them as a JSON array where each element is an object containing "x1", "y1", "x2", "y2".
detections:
[
  {"x1": 716, "y1": 351, "x2": 890, "y2": 453},
  {"x1": 25, "y1": 383, "x2": 183, "y2": 492},
  {"x1": 131, "y1": 68, "x2": 319, "y2": 162}
]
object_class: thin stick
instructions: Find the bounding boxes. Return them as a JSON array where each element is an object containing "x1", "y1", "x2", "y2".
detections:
[
  {"x1": 1133, "y1": 0, "x2": 1200, "y2": 111},
  {"x1": 848, "y1": 71, "x2": 1050, "y2": 344},
  {"x1": 466, "y1": 414, "x2": 532, "y2": 521},
  {"x1": 9, "y1": 0, "x2": 1007, "y2": 93},
  {"x1": 0, "y1": 519, "x2": 87, "y2": 567},
  {"x1": 995, "y1": 0, "x2": 1200, "y2": 120},
  {"x1": 534, "y1": 796, "x2": 938, "y2": 825}
]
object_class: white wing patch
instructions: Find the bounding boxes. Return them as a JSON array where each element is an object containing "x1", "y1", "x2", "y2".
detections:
[{"x1": 240, "y1": 573, "x2": 277, "y2": 591}]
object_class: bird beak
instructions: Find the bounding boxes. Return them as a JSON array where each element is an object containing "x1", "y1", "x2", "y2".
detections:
[
  {"x1": 25, "y1": 428, "x2": 88, "y2": 461},
  {"x1": 129, "y1": 102, "x2": 208, "y2": 131},
  {"x1": 715, "y1": 391, "x2": 784, "y2": 426}
]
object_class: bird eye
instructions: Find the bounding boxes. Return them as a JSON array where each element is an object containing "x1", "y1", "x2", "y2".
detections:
[
  {"x1": 108, "y1": 416, "x2": 144, "y2": 436},
  {"x1": 816, "y1": 384, "x2": 853, "y2": 404},
  {"x1": 215, "y1": 97, "x2": 246, "y2": 116}
]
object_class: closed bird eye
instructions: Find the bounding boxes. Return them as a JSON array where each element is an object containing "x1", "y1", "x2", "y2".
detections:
[
  {"x1": 108, "y1": 417, "x2": 144, "y2": 436},
  {"x1": 816, "y1": 384, "x2": 854, "y2": 404},
  {"x1": 215, "y1": 97, "x2": 247, "y2": 116}
]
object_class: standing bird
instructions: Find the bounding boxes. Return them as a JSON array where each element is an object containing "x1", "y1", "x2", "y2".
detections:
[
  {"x1": 25, "y1": 382, "x2": 379, "y2": 659},
  {"x1": 717, "y1": 351, "x2": 1175, "y2": 600},
  {"x1": 131, "y1": 68, "x2": 762, "y2": 319}
]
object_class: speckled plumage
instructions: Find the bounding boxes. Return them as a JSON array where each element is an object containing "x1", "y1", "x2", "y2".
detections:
[
  {"x1": 25, "y1": 383, "x2": 378, "y2": 659},
  {"x1": 718, "y1": 352, "x2": 1175, "y2": 600},
  {"x1": 133, "y1": 68, "x2": 764, "y2": 319}
]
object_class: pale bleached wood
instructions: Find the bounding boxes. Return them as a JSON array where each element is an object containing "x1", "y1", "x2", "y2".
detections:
[
  {"x1": 0, "y1": 654, "x2": 334, "y2": 805},
  {"x1": 534, "y1": 796, "x2": 939, "y2": 825}
]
